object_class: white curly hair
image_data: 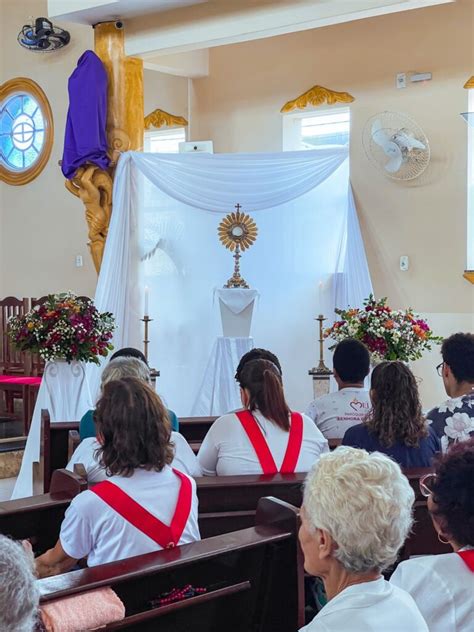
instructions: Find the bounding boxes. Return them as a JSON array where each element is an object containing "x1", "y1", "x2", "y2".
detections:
[
  {"x1": 303, "y1": 446, "x2": 414, "y2": 573},
  {"x1": 0, "y1": 536, "x2": 39, "y2": 631},
  {"x1": 101, "y1": 356, "x2": 151, "y2": 387}
]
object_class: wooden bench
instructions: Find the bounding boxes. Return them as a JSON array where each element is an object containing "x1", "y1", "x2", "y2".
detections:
[
  {"x1": 0, "y1": 469, "x2": 86, "y2": 554},
  {"x1": 37, "y1": 497, "x2": 305, "y2": 631},
  {"x1": 0, "y1": 470, "x2": 306, "y2": 552}
]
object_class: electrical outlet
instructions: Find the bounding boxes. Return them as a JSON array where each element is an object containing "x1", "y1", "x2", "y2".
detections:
[
  {"x1": 400, "y1": 255, "x2": 409, "y2": 271},
  {"x1": 75, "y1": 255, "x2": 83, "y2": 268},
  {"x1": 396, "y1": 73, "x2": 407, "y2": 89}
]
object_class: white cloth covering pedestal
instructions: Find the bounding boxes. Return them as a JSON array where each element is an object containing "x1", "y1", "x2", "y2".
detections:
[
  {"x1": 216, "y1": 288, "x2": 258, "y2": 337},
  {"x1": 11, "y1": 360, "x2": 93, "y2": 499}
]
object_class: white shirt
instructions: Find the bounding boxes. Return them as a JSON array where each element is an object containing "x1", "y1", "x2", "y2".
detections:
[
  {"x1": 390, "y1": 551, "x2": 474, "y2": 632},
  {"x1": 197, "y1": 410, "x2": 329, "y2": 476},
  {"x1": 305, "y1": 388, "x2": 372, "y2": 439},
  {"x1": 66, "y1": 432, "x2": 202, "y2": 482},
  {"x1": 60, "y1": 466, "x2": 201, "y2": 566},
  {"x1": 300, "y1": 578, "x2": 428, "y2": 632}
]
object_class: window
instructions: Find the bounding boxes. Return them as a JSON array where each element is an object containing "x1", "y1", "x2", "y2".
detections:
[
  {"x1": 283, "y1": 108, "x2": 350, "y2": 151},
  {"x1": 0, "y1": 78, "x2": 53, "y2": 185},
  {"x1": 144, "y1": 127, "x2": 186, "y2": 154}
]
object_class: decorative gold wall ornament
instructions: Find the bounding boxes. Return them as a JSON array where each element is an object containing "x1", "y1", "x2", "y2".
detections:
[
  {"x1": 144, "y1": 108, "x2": 188, "y2": 130},
  {"x1": 464, "y1": 76, "x2": 474, "y2": 89},
  {"x1": 218, "y1": 204, "x2": 258, "y2": 289},
  {"x1": 281, "y1": 85, "x2": 355, "y2": 113}
]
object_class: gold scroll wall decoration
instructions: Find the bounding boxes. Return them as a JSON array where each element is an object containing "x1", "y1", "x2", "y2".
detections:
[
  {"x1": 280, "y1": 85, "x2": 355, "y2": 113},
  {"x1": 144, "y1": 108, "x2": 188, "y2": 129},
  {"x1": 464, "y1": 76, "x2": 474, "y2": 89}
]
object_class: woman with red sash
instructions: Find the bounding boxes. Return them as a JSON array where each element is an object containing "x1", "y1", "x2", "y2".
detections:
[
  {"x1": 198, "y1": 359, "x2": 329, "y2": 476},
  {"x1": 391, "y1": 438, "x2": 474, "y2": 632},
  {"x1": 36, "y1": 378, "x2": 200, "y2": 577}
]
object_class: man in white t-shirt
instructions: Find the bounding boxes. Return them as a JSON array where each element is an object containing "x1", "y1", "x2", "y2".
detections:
[{"x1": 306, "y1": 338, "x2": 371, "y2": 439}]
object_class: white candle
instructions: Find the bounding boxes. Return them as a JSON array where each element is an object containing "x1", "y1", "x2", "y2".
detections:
[{"x1": 144, "y1": 286, "x2": 149, "y2": 317}]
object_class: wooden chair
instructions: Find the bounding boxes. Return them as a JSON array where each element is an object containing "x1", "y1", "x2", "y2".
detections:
[
  {"x1": 37, "y1": 497, "x2": 305, "y2": 632},
  {"x1": 0, "y1": 296, "x2": 34, "y2": 431}
]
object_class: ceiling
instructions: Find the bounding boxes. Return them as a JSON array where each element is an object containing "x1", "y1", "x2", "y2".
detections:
[{"x1": 47, "y1": 0, "x2": 208, "y2": 24}]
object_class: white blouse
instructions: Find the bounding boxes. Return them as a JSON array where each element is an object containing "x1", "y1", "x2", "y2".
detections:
[
  {"x1": 300, "y1": 578, "x2": 428, "y2": 632},
  {"x1": 60, "y1": 466, "x2": 200, "y2": 567},
  {"x1": 197, "y1": 410, "x2": 329, "y2": 476},
  {"x1": 66, "y1": 432, "x2": 202, "y2": 482},
  {"x1": 390, "y1": 551, "x2": 474, "y2": 632}
]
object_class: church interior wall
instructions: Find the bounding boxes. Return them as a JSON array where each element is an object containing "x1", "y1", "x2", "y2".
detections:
[{"x1": 190, "y1": 0, "x2": 474, "y2": 407}]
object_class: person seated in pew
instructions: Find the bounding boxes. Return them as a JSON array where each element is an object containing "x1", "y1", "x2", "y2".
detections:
[
  {"x1": 35, "y1": 378, "x2": 200, "y2": 578},
  {"x1": 426, "y1": 333, "x2": 474, "y2": 451},
  {"x1": 342, "y1": 361, "x2": 441, "y2": 468},
  {"x1": 390, "y1": 438, "x2": 474, "y2": 632},
  {"x1": 197, "y1": 359, "x2": 328, "y2": 476},
  {"x1": 67, "y1": 358, "x2": 201, "y2": 480},
  {"x1": 235, "y1": 347, "x2": 283, "y2": 382},
  {"x1": 299, "y1": 447, "x2": 428, "y2": 632},
  {"x1": 305, "y1": 338, "x2": 371, "y2": 439},
  {"x1": 80, "y1": 347, "x2": 179, "y2": 439},
  {"x1": 0, "y1": 535, "x2": 39, "y2": 631}
]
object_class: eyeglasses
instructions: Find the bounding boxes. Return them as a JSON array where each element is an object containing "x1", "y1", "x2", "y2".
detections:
[
  {"x1": 419, "y1": 473, "x2": 436, "y2": 497},
  {"x1": 436, "y1": 362, "x2": 444, "y2": 377}
]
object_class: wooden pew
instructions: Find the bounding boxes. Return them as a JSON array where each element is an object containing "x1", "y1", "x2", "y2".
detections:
[
  {"x1": 38, "y1": 497, "x2": 305, "y2": 632},
  {"x1": 0, "y1": 472, "x2": 306, "y2": 552},
  {"x1": 196, "y1": 473, "x2": 306, "y2": 538},
  {"x1": 0, "y1": 469, "x2": 86, "y2": 554}
]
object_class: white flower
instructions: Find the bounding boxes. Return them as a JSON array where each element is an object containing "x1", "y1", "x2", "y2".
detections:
[
  {"x1": 440, "y1": 435, "x2": 450, "y2": 453},
  {"x1": 438, "y1": 397, "x2": 465, "y2": 414},
  {"x1": 444, "y1": 413, "x2": 474, "y2": 441}
]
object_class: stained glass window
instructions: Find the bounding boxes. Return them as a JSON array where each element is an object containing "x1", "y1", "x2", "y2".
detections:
[
  {"x1": 0, "y1": 78, "x2": 53, "y2": 185},
  {"x1": 0, "y1": 94, "x2": 45, "y2": 170}
]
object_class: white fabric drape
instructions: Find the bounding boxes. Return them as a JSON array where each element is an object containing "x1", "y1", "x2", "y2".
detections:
[{"x1": 91, "y1": 148, "x2": 372, "y2": 416}]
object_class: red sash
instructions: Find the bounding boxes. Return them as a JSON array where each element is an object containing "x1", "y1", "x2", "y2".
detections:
[
  {"x1": 236, "y1": 410, "x2": 303, "y2": 474},
  {"x1": 458, "y1": 550, "x2": 474, "y2": 572},
  {"x1": 91, "y1": 469, "x2": 192, "y2": 549}
]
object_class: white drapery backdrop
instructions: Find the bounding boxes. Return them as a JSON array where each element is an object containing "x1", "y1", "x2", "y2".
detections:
[{"x1": 90, "y1": 148, "x2": 372, "y2": 414}]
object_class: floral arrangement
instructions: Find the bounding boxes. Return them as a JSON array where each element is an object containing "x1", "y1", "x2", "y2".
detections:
[
  {"x1": 324, "y1": 295, "x2": 442, "y2": 363},
  {"x1": 8, "y1": 292, "x2": 115, "y2": 364}
]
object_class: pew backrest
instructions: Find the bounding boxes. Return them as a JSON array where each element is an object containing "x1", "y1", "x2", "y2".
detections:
[{"x1": 38, "y1": 497, "x2": 304, "y2": 632}]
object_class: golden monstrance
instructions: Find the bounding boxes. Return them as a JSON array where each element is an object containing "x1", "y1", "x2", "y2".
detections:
[{"x1": 218, "y1": 204, "x2": 258, "y2": 288}]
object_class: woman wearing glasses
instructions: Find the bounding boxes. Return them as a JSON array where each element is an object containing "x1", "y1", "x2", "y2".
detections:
[
  {"x1": 391, "y1": 438, "x2": 474, "y2": 632},
  {"x1": 342, "y1": 361, "x2": 441, "y2": 468}
]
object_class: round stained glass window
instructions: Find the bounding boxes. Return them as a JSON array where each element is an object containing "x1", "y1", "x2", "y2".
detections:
[{"x1": 0, "y1": 78, "x2": 53, "y2": 185}]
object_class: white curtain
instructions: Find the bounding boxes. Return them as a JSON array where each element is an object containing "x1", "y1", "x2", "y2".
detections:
[{"x1": 92, "y1": 148, "x2": 372, "y2": 414}]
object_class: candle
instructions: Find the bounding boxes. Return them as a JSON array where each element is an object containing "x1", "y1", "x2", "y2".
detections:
[{"x1": 144, "y1": 286, "x2": 149, "y2": 317}]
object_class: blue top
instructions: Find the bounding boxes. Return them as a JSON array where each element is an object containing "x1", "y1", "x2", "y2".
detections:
[
  {"x1": 79, "y1": 407, "x2": 179, "y2": 440},
  {"x1": 342, "y1": 423, "x2": 441, "y2": 468}
]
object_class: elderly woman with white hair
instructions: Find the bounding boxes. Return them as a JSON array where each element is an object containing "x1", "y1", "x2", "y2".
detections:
[
  {"x1": 299, "y1": 447, "x2": 429, "y2": 631},
  {"x1": 0, "y1": 535, "x2": 39, "y2": 631}
]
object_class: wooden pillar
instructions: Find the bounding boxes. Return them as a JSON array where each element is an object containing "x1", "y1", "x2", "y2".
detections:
[
  {"x1": 94, "y1": 21, "x2": 144, "y2": 155},
  {"x1": 65, "y1": 22, "x2": 144, "y2": 274}
]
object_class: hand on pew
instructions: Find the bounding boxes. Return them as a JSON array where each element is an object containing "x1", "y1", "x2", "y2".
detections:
[{"x1": 35, "y1": 540, "x2": 78, "y2": 579}]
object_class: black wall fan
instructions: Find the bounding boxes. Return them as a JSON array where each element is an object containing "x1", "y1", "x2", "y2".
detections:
[{"x1": 18, "y1": 17, "x2": 70, "y2": 52}]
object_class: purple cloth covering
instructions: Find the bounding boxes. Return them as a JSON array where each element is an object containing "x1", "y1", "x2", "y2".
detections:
[{"x1": 62, "y1": 50, "x2": 110, "y2": 179}]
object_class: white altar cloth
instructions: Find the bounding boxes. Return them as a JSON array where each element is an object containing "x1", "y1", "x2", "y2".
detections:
[
  {"x1": 11, "y1": 361, "x2": 93, "y2": 499},
  {"x1": 216, "y1": 288, "x2": 258, "y2": 338},
  {"x1": 191, "y1": 337, "x2": 254, "y2": 416}
]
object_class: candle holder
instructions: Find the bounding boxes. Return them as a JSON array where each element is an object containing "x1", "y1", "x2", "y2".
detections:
[
  {"x1": 308, "y1": 314, "x2": 332, "y2": 399},
  {"x1": 141, "y1": 315, "x2": 153, "y2": 363}
]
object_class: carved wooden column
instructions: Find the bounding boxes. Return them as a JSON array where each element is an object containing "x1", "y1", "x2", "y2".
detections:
[{"x1": 65, "y1": 21, "x2": 144, "y2": 274}]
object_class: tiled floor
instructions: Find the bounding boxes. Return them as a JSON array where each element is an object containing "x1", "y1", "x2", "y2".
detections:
[{"x1": 0, "y1": 476, "x2": 16, "y2": 501}]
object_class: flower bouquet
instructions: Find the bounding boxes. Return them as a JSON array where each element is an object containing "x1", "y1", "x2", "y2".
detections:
[
  {"x1": 8, "y1": 292, "x2": 115, "y2": 364},
  {"x1": 324, "y1": 295, "x2": 442, "y2": 363}
]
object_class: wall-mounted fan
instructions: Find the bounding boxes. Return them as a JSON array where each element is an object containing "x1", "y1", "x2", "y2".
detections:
[
  {"x1": 18, "y1": 17, "x2": 70, "y2": 52},
  {"x1": 363, "y1": 111, "x2": 430, "y2": 180}
]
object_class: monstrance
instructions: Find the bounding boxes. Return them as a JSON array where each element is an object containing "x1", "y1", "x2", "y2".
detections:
[{"x1": 218, "y1": 204, "x2": 258, "y2": 288}]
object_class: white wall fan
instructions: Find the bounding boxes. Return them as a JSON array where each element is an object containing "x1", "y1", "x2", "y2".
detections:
[{"x1": 363, "y1": 111, "x2": 430, "y2": 180}]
